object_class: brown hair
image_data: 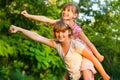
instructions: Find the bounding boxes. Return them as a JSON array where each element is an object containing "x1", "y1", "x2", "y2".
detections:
[
  {"x1": 53, "y1": 19, "x2": 73, "y2": 38},
  {"x1": 62, "y1": 3, "x2": 79, "y2": 16}
]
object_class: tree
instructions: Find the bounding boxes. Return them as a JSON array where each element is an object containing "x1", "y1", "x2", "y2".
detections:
[
  {"x1": 77, "y1": 0, "x2": 120, "y2": 79},
  {"x1": 0, "y1": 0, "x2": 120, "y2": 79}
]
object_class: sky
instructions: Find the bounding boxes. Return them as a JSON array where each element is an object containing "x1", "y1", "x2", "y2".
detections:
[
  {"x1": 73, "y1": 0, "x2": 105, "y2": 21},
  {"x1": 74, "y1": 0, "x2": 79, "y2": 3}
]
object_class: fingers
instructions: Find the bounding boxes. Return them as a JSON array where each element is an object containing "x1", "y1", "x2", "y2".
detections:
[
  {"x1": 21, "y1": 10, "x2": 27, "y2": 15},
  {"x1": 9, "y1": 25, "x2": 14, "y2": 33},
  {"x1": 9, "y1": 25, "x2": 17, "y2": 33}
]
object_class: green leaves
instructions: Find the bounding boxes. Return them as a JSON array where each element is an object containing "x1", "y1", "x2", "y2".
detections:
[
  {"x1": 0, "y1": 40, "x2": 14, "y2": 57},
  {"x1": 1, "y1": 0, "x2": 120, "y2": 79}
]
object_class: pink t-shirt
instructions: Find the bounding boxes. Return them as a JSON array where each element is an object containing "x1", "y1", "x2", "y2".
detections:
[
  {"x1": 72, "y1": 23, "x2": 97, "y2": 74},
  {"x1": 72, "y1": 23, "x2": 82, "y2": 39}
]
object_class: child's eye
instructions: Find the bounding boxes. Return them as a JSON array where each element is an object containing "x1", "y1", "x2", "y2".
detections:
[
  {"x1": 61, "y1": 30, "x2": 66, "y2": 33},
  {"x1": 67, "y1": 9, "x2": 70, "y2": 11},
  {"x1": 55, "y1": 31, "x2": 59, "y2": 33},
  {"x1": 62, "y1": 9, "x2": 65, "y2": 11}
]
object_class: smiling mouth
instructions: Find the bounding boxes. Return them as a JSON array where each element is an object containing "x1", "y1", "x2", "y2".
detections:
[
  {"x1": 58, "y1": 37, "x2": 64, "y2": 40},
  {"x1": 63, "y1": 15, "x2": 68, "y2": 17},
  {"x1": 59, "y1": 37, "x2": 63, "y2": 40},
  {"x1": 62, "y1": 13, "x2": 68, "y2": 16}
]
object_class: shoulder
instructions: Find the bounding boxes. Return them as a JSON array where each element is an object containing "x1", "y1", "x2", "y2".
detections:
[
  {"x1": 71, "y1": 39, "x2": 80, "y2": 47},
  {"x1": 72, "y1": 39, "x2": 82, "y2": 45},
  {"x1": 53, "y1": 39, "x2": 61, "y2": 48},
  {"x1": 50, "y1": 19, "x2": 61, "y2": 25},
  {"x1": 73, "y1": 23, "x2": 82, "y2": 31},
  {"x1": 71, "y1": 39, "x2": 85, "y2": 52}
]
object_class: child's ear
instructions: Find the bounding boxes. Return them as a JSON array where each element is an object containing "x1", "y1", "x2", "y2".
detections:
[{"x1": 73, "y1": 13, "x2": 78, "y2": 18}]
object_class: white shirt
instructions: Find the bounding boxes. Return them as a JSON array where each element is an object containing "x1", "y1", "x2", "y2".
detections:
[{"x1": 54, "y1": 39, "x2": 85, "y2": 80}]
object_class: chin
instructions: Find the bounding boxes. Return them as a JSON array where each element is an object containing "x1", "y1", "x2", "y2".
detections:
[
  {"x1": 58, "y1": 39, "x2": 65, "y2": 42},
  {"x1": 62, "y1": 17, "x2": 69, "y2": 20},
  {"x1": 58, "y1": 40, "x2": 64, "y2": 42}
]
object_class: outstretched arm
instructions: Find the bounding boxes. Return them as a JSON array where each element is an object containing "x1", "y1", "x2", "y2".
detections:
[
  {"x1": 9, "y1": 25, "x2": 55, "y2": 47},
  {"x1": 21, "y1": 10, "x2": 58, "y2": 24},
  {"x1": 81, "y1": 48, "x2": 110, "y2": 80},
  {"x1": 78, "y1": 31, "x2": 104, "y2": 62}
]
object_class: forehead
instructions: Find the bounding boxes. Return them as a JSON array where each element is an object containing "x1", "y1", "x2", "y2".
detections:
[
  {"x1": 54, "y1": 22, "x2": 70, "y2": 32},
  {"x1": 63, "y1": 5, "x2": 76, "y2": 12},
  {"x1": 54, "y1": 25, "x2": 68, "y2": 32}
]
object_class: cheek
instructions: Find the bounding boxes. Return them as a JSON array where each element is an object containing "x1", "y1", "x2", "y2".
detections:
[
  {"x1": 54, "y1": 33, "x2": 59, "y2": 37},
  {"x1": 61, "y1": 11, "x2": 64, "y2": 15},
  {"x1": 53, "y1": 32, "x2": 57, "y2": 38},
  {"x1": 73, "y1": 14, "x2": 78, "y2": 18},
  {"x1": 64, "y1": 31, "x2": 69, "y2": 36}
]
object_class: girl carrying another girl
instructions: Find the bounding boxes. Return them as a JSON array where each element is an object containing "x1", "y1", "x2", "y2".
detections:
[
  {"x1": 9, "y1": 20, "x2": 110, "y2": 80},
  {"x1": 21, "y1": 3, "x2": 104, "y2": 80}
]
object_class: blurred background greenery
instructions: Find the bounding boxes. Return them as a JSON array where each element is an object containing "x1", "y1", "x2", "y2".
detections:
[{"x1": 0, "y1": 0, "x2": 120, "y2": 80}]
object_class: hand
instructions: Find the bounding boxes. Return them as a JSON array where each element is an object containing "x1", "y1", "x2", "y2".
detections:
[
  {"x1": 9, "y1": 25, "x2": 18, "y2": 33},
  {"x1": 21, "y1": 10, "x2": 29, "y2": 17}
]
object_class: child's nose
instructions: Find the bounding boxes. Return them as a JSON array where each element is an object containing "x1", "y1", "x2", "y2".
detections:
[{"x1": 59, "y1": 32, "x2": 63, "y2": 36}]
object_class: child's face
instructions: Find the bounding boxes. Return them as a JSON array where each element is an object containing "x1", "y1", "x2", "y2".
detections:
[
  {"x1": 62, "y1": 7, "x2": 77, "y2": 21},
  {"x1": 55, "y1": 30, "x2": 69, "y2": 42}
]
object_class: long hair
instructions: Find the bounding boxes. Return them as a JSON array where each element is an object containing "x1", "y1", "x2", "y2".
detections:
[{"x1": 53, "y1": 19, "x2": 73, "y2": 38}]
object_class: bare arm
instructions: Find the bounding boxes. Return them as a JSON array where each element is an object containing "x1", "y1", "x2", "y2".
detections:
[
  {"x1": 9, "y1": 25, "x2": 55, "y2": 47},
  {"x1": 78, "y1": 31, "x2": 104, "y2": 62},
  {"x1": 21, "y1": 10, "x2": 58, "y2": 24},
  {"x1": 81, "y1": 48, "x2": 110, "y2": 80}
]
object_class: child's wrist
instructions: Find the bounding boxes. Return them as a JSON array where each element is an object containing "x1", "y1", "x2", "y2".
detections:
[{"x1": 27, "y1": 14, "x2": 31, "y2": 18}]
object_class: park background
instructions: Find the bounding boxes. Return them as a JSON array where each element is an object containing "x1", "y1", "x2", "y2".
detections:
[{"x1": 0, "y1": 0, "x2": 120, "y2": 80}]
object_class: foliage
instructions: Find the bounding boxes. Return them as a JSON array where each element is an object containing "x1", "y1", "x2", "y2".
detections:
[
  {"x1": 0, "y1": 0, "x2": 120, "y2": 80},
  {"x1": 0, "y1": 0, "x2": 68, "y2": 80},
  {"x1": 78, "y1": 0, "x2": 120, "y2": 79}
]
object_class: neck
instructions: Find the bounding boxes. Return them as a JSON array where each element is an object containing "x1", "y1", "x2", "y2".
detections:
[
  {"x1": 61, "y1": 38, "x2": 72, "y2": 55},
  {"x1": 61, "y1": 38, "x2": 71, "y2": 47},
  {"x1": 64, "y1": 20, "x2": 75, "y2": 28}
]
